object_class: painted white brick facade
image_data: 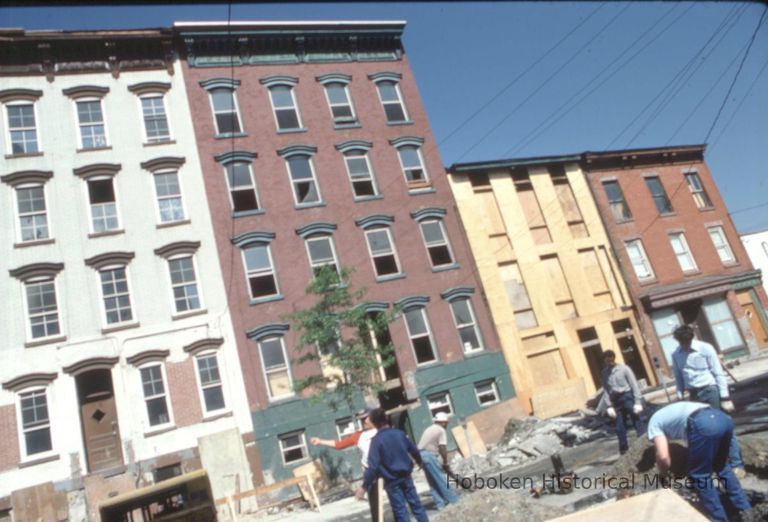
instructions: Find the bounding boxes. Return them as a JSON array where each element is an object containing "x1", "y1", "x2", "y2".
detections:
[{"x1": 741, "y1": 229, "x2": 768, "y2": 296}]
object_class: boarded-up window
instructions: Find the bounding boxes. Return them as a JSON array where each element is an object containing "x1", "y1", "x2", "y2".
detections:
[
  {"x1": 551, "y1": 166, "x2": 588, "y2": 238},
  {"x1": 578, "y1": 248, "x2": 614, "y2": 311},
  {"x1": 514, "y1": 170, "x2": 551, "y2": 245},
  {"x1": 500, "y1": 262, "x2": 537, "y2": 329},
  {"x1": 541, "y1": 254, "x2": 577, "y2": 319},
  {"x1": 478, "y1": 190, "x2": 506, "y2": 236},
  {"x1": 527, "y1": 349, "x2": 567, "y2": 386}
]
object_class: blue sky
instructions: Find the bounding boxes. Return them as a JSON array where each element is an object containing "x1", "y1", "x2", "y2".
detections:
[{"x1": 3, "y1": 2, "x2": 767, "y2": 233}]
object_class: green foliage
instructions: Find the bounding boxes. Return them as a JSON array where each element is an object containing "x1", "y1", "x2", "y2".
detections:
[{"x1": 284, "y1": 265, "x2": 400, "y2": 410}]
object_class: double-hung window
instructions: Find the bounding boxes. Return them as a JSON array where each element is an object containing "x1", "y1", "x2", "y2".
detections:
[
  {"x1": 168, "y1": 256, "x2": 201, "y2": 312},
  {"x1": 210, "y1": 88, "x2": 242, "y2": 135},
  {"x1": 267, "y1": 82, "x2": 302, "y2": 131},
  {"x1": 19, "y1": 389, "x2": 53, "y2": 456},
  {"x1": 76, "y1": 99, "x2": 108, "y2": 149},
  {"x1": 324, "y1": 82, "x2": 356, "y2": 125},
  {"x1": 196, "y1": 353, "x2": 226, "y2": 413},
  {"x1": 259, "y1": 336, "x2": 294, "y2": 400},
  {"x1": 365, "y1": 228, "x2": 401, "y2": 278},
  {"x1": 140, "y1": 364, "x2": 172, "y2": 427},
  {"x1": 344, "y1": 149, "x2": 378, "y2": 198},
  {"x1": 602, "y1": 180, "x2": 632, "y2": 221},
  {"x1": 391, "y1": 137, "x2": 429, "y2": 189},
  {"x1": 99, "y1": 266, "x2": 133, "y2": 325},
  {"x1": 419, "y1": 220, "x2": 454, "y2": 268},
  {"x1": 669, "y1": 232, "x2": 697, "y2": 273},
  {"x1": 141, "y1": 95, "x2": 171, "y2": 143},
  {"x1": 474, "y1": 380, "x2": 500, "y2": 406},
  {"x1": 305, "y1": 236, "x2": 340, "y2": 279},
  {"x1": 708, "y1": 226, "x2": 735, "y2": 264},
  {"x1": 449, "y1": 298, "x2": 483, "y2": 353},
  {"x1": 243, "y1": 243, "x2": 280, "y2": 300},
  {"x1": 26, "y1": 278, "x2": 61, "y2": 340},
  {"x1": 279, "y1": 146, "x2": 322, "y2": 207},
  {"x1": 226, "y1": 161, "x2": 260, "y2": 213},
  {"x1": 154, "y1": 170, "x2": 185, "y2": 223},
  {"x1": 371, "y1": 75, "x2": 409, "y2": 123},
  {"x1": 685, "y1": 172, "x2": 713, "y2": 210},
  {"x1": 404, "y1": 307, "x2": 437, "y2": 364},
  {"x1": 6, "y1": 102, "x2": 39, "y2": 154},
  {"x1": 16, "y1": 185, "x2": 49, "y2": 242},
  {"x1": 644, "y1": 176, "x2": 673, "y2": 214},
  {"x1": 427, "y1": 392, "x2": 453, "y2": 418},
  {"x1": 279, "y1": 431, "x2": 308, "y2": 464},
  {"x1": 87, "y1": 178, "x2": 120, "y2": 233},
  {"x1": 625, "y1": 239, "x2": 654, "y2": 280}
]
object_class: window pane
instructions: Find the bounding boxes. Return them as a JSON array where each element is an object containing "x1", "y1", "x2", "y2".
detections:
[
  {"x1": 326, "y1": 83, "x2": 348, "y2": 105},
  {"x1": 211, "y1": 89, "x2": 235, "y2": 112},
  {"x1": 421, "y1": 222, "x2": 444, "y2": 244},
  {"x1": 261, "y1": 338, "x2": 286, "y2": 369},
  {"x1": 17, "y1": 187, "x2": 46, "y2": 213},
  {"x1": 215, "y1": 113, "x2": 240, "y2": 134},
  {"x1": 88, "y1": 179, "x2": 115, "y2": 204},
  {"x1": 405, "y1": 309, "x2": 427, "y2": 336},
  {"x1": 308, "y1": 238, "x2": 333, "y2": 263},
  {"x1": 25, "y1": 428, "x2": 52, "y2": 454},
  {"x1": 346, "y1": 157, "x2": 369, "y2": 177},
  {"x1": 270, "y1": 86, "x2": 293, "y2": 107},
  {"x1": 227, "y1": 163, "x2": 251, "y2": 187},
  {"x1": 373, "y1": 256, "x2": 398, "y2": 276},
  {"x1": 146, "y1": 397, "x2": 170, "y2": 426},
  {"x1": 399, "y1": 147, "x2": 420, "y2": 168},
  {"x1": 378, "y1": 82, "x2": 398, "y2": 102},
  {"x1": 451, "y1": 299, "x2": 472, "y2": 325},
  {"x1": 276, "y1": 109, "x2": 300, "y2": 130},
  {"x1": 154, "y1": 173, "x2": 180, "y2": 197},
  {"x1": 367, "y1": 230, "x2": 392, "y2": 254},
  {"x1": 288, "y1": 157, "x2": 313, "y2": 179},
  {"x1": 249, "y1": 274, "x2": 278, "y2": 298},
  {"x1": 244, "y1": 245, "x2": 271, "y2": 271},
  {"x1": 428, "y1": 246, "x2": 452, "y2": 266},
  {"x1": 232, "y1": 190, "x2": 258, "y2": 212},
  {"x1": 412, "y1": 336, "x2": 435, "y2": 363},
  {"x1": 203, "y1": 387, "x2": 226, "y2": 411}
]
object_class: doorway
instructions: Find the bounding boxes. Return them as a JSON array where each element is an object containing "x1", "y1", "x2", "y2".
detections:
[{"x1": 75, "y1": 369, "x2": 123, "y2": 473}]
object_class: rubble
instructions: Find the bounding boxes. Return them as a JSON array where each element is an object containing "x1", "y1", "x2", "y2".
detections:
[
  {"x1": 433, "y1": 488, "x2": 567, "y2": 522},
  {"x1": 741, "y1": 433, "x2": 768, "y2": 473}
]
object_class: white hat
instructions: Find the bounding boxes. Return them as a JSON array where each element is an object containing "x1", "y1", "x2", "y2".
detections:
[{"x1": 434, "y1": 412, "x2": 452, "y2": 423}]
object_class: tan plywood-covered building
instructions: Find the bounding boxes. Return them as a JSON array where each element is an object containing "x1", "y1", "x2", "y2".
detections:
[{"x1": 448, "y1": 155, "x2": 654, "y2": 415}]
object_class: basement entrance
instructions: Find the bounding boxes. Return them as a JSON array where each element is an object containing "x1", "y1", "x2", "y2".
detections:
[{"x1": 76, "y1": 369, "x2": 123, "y2": 473}]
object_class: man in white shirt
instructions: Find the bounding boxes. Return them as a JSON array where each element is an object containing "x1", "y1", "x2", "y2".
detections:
[{"x1": 417, "y1": 411, "x2": 460, "y2": 510}]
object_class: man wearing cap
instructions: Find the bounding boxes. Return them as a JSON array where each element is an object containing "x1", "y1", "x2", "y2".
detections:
[
  {"x1": 671, "y1": 324, "x2": 745, "y2": 475},
  {"x1": 417, "y1": 412, "x2": 460, "y2": 510},
  {"x1": 601, "y1": 349, "x2": 645, "y2": 455},
  {"x1": 311, "y1": 408, "x2": 381, "y2": 521},
  {"x1": 647, "y1": 401, "x2": 751, "y2": 521}
]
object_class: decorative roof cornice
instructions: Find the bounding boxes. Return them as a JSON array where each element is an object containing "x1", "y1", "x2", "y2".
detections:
[
  {"x1": 9, "y1": 262, "x2": 64, "y2": 281},
  {"x1": 62, "y1": 85, "x2": 110, "y2": 98},
  {"x1": 277, "y1": 144, "x2": 317, "y2": 158},
  {"x1": 2, "y1": 372, "x2": 58, "y2": 391},
  {"x1": 246, "y1": 322, "x2": 290, "y2": 341},
  {"x1": 368, "y1": 71, "x2": 402, "y2": 83},
  {"x1": 1, "y1": 170, "x2": 53, "y2": 186},
  {"x1": 127, "y1": 81, "x2": 171, "y2": 95},
  {"x1": 214, "y1": 150, "x2": 257, "y2": 164},
  {"x1": 154, "y1": 241, "x2": 201, "y2": 258},
  {"x1": 232, "y1": 231, "x2": 275, "y2": 247},
  {"x1": 126, "y1": 349, "x2": 170, "y2": 367},
  {"x1": 260, "y1": 75, "x2": 298, "y2": 87},
  {"x1": 389, "y1": 136, "x2": 424, "y2": 148},
  {"x1": 316, "y1": 73, "x2": 352, "y2": 84},
  {"x1": 296, "y1": 222, "x2": 337, "y2": 238},
  {"x1": 140, "y1": 156, "x2": 186, "y2": 172},
  {"x1": 183, "y1": 337, "x2": 225, "y2": 354},
  {"x1": 410, "y1": 207, "x2": 446, "y2": 222},
  {"x1": 62, "y1": 356, "x2": 119, "y2": 376},
  {"x1": 440, "y1": 286, "x2": 475, "y2": 302},
  {"x1": 0, "y1": 88, "x2": 43, "y2": 103},
  {"x1": 84, "y1": 251, "x2": 135, "y2": 270},
  {"x1": 199, "y1": 78, "x2": 241, "y2": 90},
  {"x1": 355, "y1": 214, "x2": 394, "y2": 229},
  {"x1": 395, "y1": 295, "x2": 430, "y2": 311},
  {"x1": 335, "y1": 140, "x2": 373, "y2": 153},
  {"x1": 582, "y1": 145, "x2": 706, "y2": 172},
  {"x1": 449, "y1": 153, "x2": 581, "y2": 174},
  {"x1": 73, "y1": 163, "x2": 121, "y2": 179}
]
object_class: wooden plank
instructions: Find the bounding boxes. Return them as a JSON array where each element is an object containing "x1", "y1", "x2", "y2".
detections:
[
  {"x1": 531, "y1": 377, "x2": 587, "y2": 419},
  {"x1": 551, "y1": 489, "x2": 707, "y2": 521},
  {"x1": 450, "y1": 420, "x2": 487, "y2": 458},
  {"x1": 292, "y1": 458, "x2": 331, "y2": 504}
]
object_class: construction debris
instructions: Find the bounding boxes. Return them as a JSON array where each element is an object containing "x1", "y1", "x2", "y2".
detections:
[{"x1": 433, "y1": 488, "x2": 567, "y2": 522}]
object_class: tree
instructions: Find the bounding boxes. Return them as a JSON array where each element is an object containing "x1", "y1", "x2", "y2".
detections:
[{"x1": 285, "y1": 265, "x2": 400, "y2": 410}]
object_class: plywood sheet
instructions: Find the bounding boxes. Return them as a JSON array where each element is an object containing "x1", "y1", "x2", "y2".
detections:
[
  {"x1": 292, "y1": 458, "x2": 330, "y2": 504},
  {"x1": 530, "y1": 377, "x2": 587, "y2": 418},
  {"x1": 450, "y1": 421, "x2": 487, "y2": 458},
  {"x1": 463, "y1": 398, "x2": 527, "y2": 446},
  {"x1": 551, "y1": 489, "x2": 707, "y2": 522}
]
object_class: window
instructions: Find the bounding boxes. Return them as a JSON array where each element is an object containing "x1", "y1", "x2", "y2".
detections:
[
  {"x1": 99, "y1": 267, "x2": 133, "y2": 325},
  {"x1": 196, "y1": 353, "x2": 226, "y2": 413},
  {"x1": 427, "y1": 392, "x2": 453, "y2": 418},
  {"x1": 140, "y1": 365, "x2": 171, "y2": 427},
  {"x1": 708, "y1": 226, "x2": 735, "y2": 264},
  {"x1": 6, "y1": 103, "x2": 39, "y2": 154},
  {"x1": 343, "y1": 149, "x2": 378, "y2": 198},
  {"x1": 365, "y1": 228, "x2": 401, "y2": 278},
  {"x1": 153, "y1": 171, "x2": 185, "y2": 223},
  {"x1": 225, "y1": 162, "x2": 260, "y2": 212},
  {"x1": 168, "y1": 256, "x2": 201, "y2": 312},
  {"x1": 19, "y1": 389, "x2": 52, "y2": 456},
  {"x1": 305, "y1": 236, "x2": 340, "y2": 279},
  {"x1": 141, "y1": 96, "x2": 170, "y2": 143},
  {"x1": 669, "y1": 232, "x2": 697, "y2": 272},
  {"x1": 474, "y1": 380, "x2": 500, "y2": 406},
  {"x1": 269, "y1": 85, "x2": 302, "y2": 131},
  {"x1": 16, "y1": 185, "x2": 49, "y2": 242},
  {"x1": 645, "y1": 176, "x2": 673, "y2": 214},
  {"x1": 324, "y1": 82, "x2": 356, "y2": 124},
  {"x1": 335, "y1": 417, "x2": 360, "y2": 438},
  {"x1": 210, "y1": 88, "x2": 242, "y2": 135},
  {"x1": 602, "y1": 180, "x2": 632, "y2": 221},
  {"x1": 552, "y1": 167, "x2": 587, "y2": 237},
  {"x1": 702, "y1": 296, "x2": 744, "y2": 352},
  {"x1": 279, "y1": 431, "x2": 308, "y2": 464},
  {"x1": 397, "y1": 145, "x2": 428, "y2": 186},
  {"x1": 625, "y1": 239, "x2": 654, "y2": 280},
  {"x1": 259, "y1": 336, "x2": 293, "y2": 399},
  {"x1": 242, "y1": 243, "x2": 280, "y2": 300},
  {"x1": 375, "y1": 80, "x2": 408, "y2": 123},
  {"x1": 419, "y1": 220, "x2": 454, "y2": 268},
  {"x1": 685, "y1": 172, "x2": 713, "y2": 210},
  {"x1": 25, "y1": 279, "x2": 60, "y2": 339},
  {"x1": 404, "y1": 307, "x2": 437, "y2": 364},
  {"x1": 87, "y1": 178, "x2": 120, "y2": 233},
  {"x1": 286, "y1": 155, "x2": 321, "y2": 206},
  {"x1": 76, "y1": 99, "x2": 108, "y2": 149},
  {"x1": 450, "y1": 298, "x2": 483, "y2": 352},
  {"x1": 500, "y1": 262, "x2": 537, "y2": 329},
  {"x1": 514, "y1": 171, "x2": 551, "y2": 244}
]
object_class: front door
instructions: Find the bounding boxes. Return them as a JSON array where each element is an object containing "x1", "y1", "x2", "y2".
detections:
[{"x1": 76, "y1": 369, "x2": 123, "y2": 472}]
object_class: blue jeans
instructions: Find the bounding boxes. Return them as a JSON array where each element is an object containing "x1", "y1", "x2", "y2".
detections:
[
  {"x1": 611, "y1": 391, "x2": 645, "y2": 453},
  {"x1": 420, "y1": 450, "x2": 459, "y2": 509},
  {"x1": 384, "y1": 476, "x2": 429, "y2": 522},
  {"x1": 690, "y1": 384, "x2": 745, "y2": 469},
  {"x1": 687, "y1": 408, "x2": 751, "y2": 521}
]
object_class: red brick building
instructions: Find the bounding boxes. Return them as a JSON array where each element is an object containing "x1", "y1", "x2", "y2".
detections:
[
  {"x1": 176, "y1": 21, "x2": 515, "y2": 483},
  {"x1": 584, "y1": 145, "x2": 768, "y2": 377}
]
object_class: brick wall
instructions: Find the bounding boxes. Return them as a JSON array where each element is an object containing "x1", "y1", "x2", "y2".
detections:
[
  {"x1": 166, "y1": 359, "x2": 203, "y2": 428},
  {"x1": 0, "y1": 405, "x2": 20, "y2": 472}
]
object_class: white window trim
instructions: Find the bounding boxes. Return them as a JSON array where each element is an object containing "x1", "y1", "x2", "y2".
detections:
[
  {"x1": 224, "y1": 162, "x2": 261, "y2": 213},
  {"x1": 14, "y1": 182, "x2": 52, "y2": 243},
  {"x1": 5, "y1": 100, "x2": 42, "y2": 155},
  {"x1": 304, "y1": 235, "x2": 341, "y2": 279},
  {"x1": 419, "y1": 219, "x2": 454, "y2": 268},
  {"x1": 22, "y1": 276, "x2": 63, "y2": 342},
  {"x1": 207, "y1": 88, "x2": 243, "y2": 136},
  {"x1": 278, "y1": 430, "x2": 309, "y2": 465},
  {"x1": 84, "y1": 176, "x2": 122, "y2": 234},
  {"x1": 474, "y1": 380, "x2": 500, "y2": 407},
  {"x1": 707, "y1": 226, "x2": 735, "y2": 264},
  {"x1": 258, "y1": 336, "x2": 295, "y2": 401},
  {"x1": 323, "y1": 82, "x2": 357, "y2": 125},
  {"x1": 343, "y1": 150, "x2": 379, "y2": 199},
  {"x1": 72, "y1": 97, "x2": 109, "y2": 149},
  {"x1": 16, "y1": 386, "x2": 56, "y2": 462},
  {"x1": 403, "y1": 307, "x2": 438, "y2": 366},
  {"x1": 335, "y1": 417, "x2": 361, "y2": 438},
  {"x1": 151, "y1": 169, "x2": 187, "y2": 224},
  {"x1": 364, "y1": 227, "x2": 402, "y2": 278},
  {"x1": 166, "y1": 254, "x2": 205, "y2": 316},
  {"x1": 137, "y1": 93, "x2": 173, "y2": 144},
  {"x1": 426, "y1": 392, "x2": 454, "y2": 418},
  {"x1": 285, "y1": 155, "x2": 323, "y2": 207},
  {"x1": 449, "y1": 298, "x2": 484, "y2": 353},
  {"x1": 138, "y1": 362, "x2": 175, "y2": 432},
  {"x1": 241, "y1": 243, "x2": 281, "y2": 301},
  {"x1": 268, "y1": 85, "x2": 304, "y2": 131},
  {"x1": 96, "y1": 264, "x2": 137, "y2": 329},
  {"x1": 625, "y1": 239, "x2": 655, "y2": 281},
  {"x1": 194, "y1": 350, "x2": 229, "y2": 417},
  {"x1": 396, "y1": 145, "x2": 430, "y2": 185},
  {"x1": 375, "y1": 80, "x2": 409, "y2": 122},
  {"x1": 669, "y1": 232, "x2": 698, "y2": 273}
]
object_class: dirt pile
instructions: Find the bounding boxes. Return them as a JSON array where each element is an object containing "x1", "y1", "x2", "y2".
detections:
[
  {"x1": 741, "y1": 433, "x2": 768, "y2": 474},
  {"x1": 433, "y1": 488, "x2": 567, "y2": 522},
  {"x1": 610, "y1": 436, "x2": 689, "y2": 482}
]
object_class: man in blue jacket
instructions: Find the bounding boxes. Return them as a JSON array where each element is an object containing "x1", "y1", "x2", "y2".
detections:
[{"x1": 356, "y1": 408, "x2": 428, "y2": 522}]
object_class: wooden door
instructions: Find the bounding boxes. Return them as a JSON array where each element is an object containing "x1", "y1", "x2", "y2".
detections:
[
  {"x1": 77, "y1": 370, "x2": 123, "y2": 472},
  {"x1": 743, "y1": 302, "x2": 768, "y2": 346}
]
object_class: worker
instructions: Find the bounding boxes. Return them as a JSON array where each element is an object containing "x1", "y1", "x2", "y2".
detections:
[
  {"x1": 417, "y1": 411, "x2": 460, "y2": 509},
  {"x1": 601, "y1": 349, "x2": 645, "y2": 454}
]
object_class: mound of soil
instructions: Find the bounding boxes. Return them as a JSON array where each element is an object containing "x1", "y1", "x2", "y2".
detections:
[{"x1": 433, "y1": 489, "x2": 567, "y2": 522}]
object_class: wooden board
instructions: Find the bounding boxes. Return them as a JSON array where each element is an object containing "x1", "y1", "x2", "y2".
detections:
[
  {"x1": 450, "y1": 420, "x2": 487, "y2": 457},
  {"x1": 551, "y1": 489, "x2": 707, "y2": 521},
  {"x1": 292, "y1": 459, "x2": 330, "y2": 505},
  {"x1": 463, "y1": 398, "x2": 527, "y2": 446},
  {"x1": 531, "y1": 377, "x2": 587, "y2": 419}
]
